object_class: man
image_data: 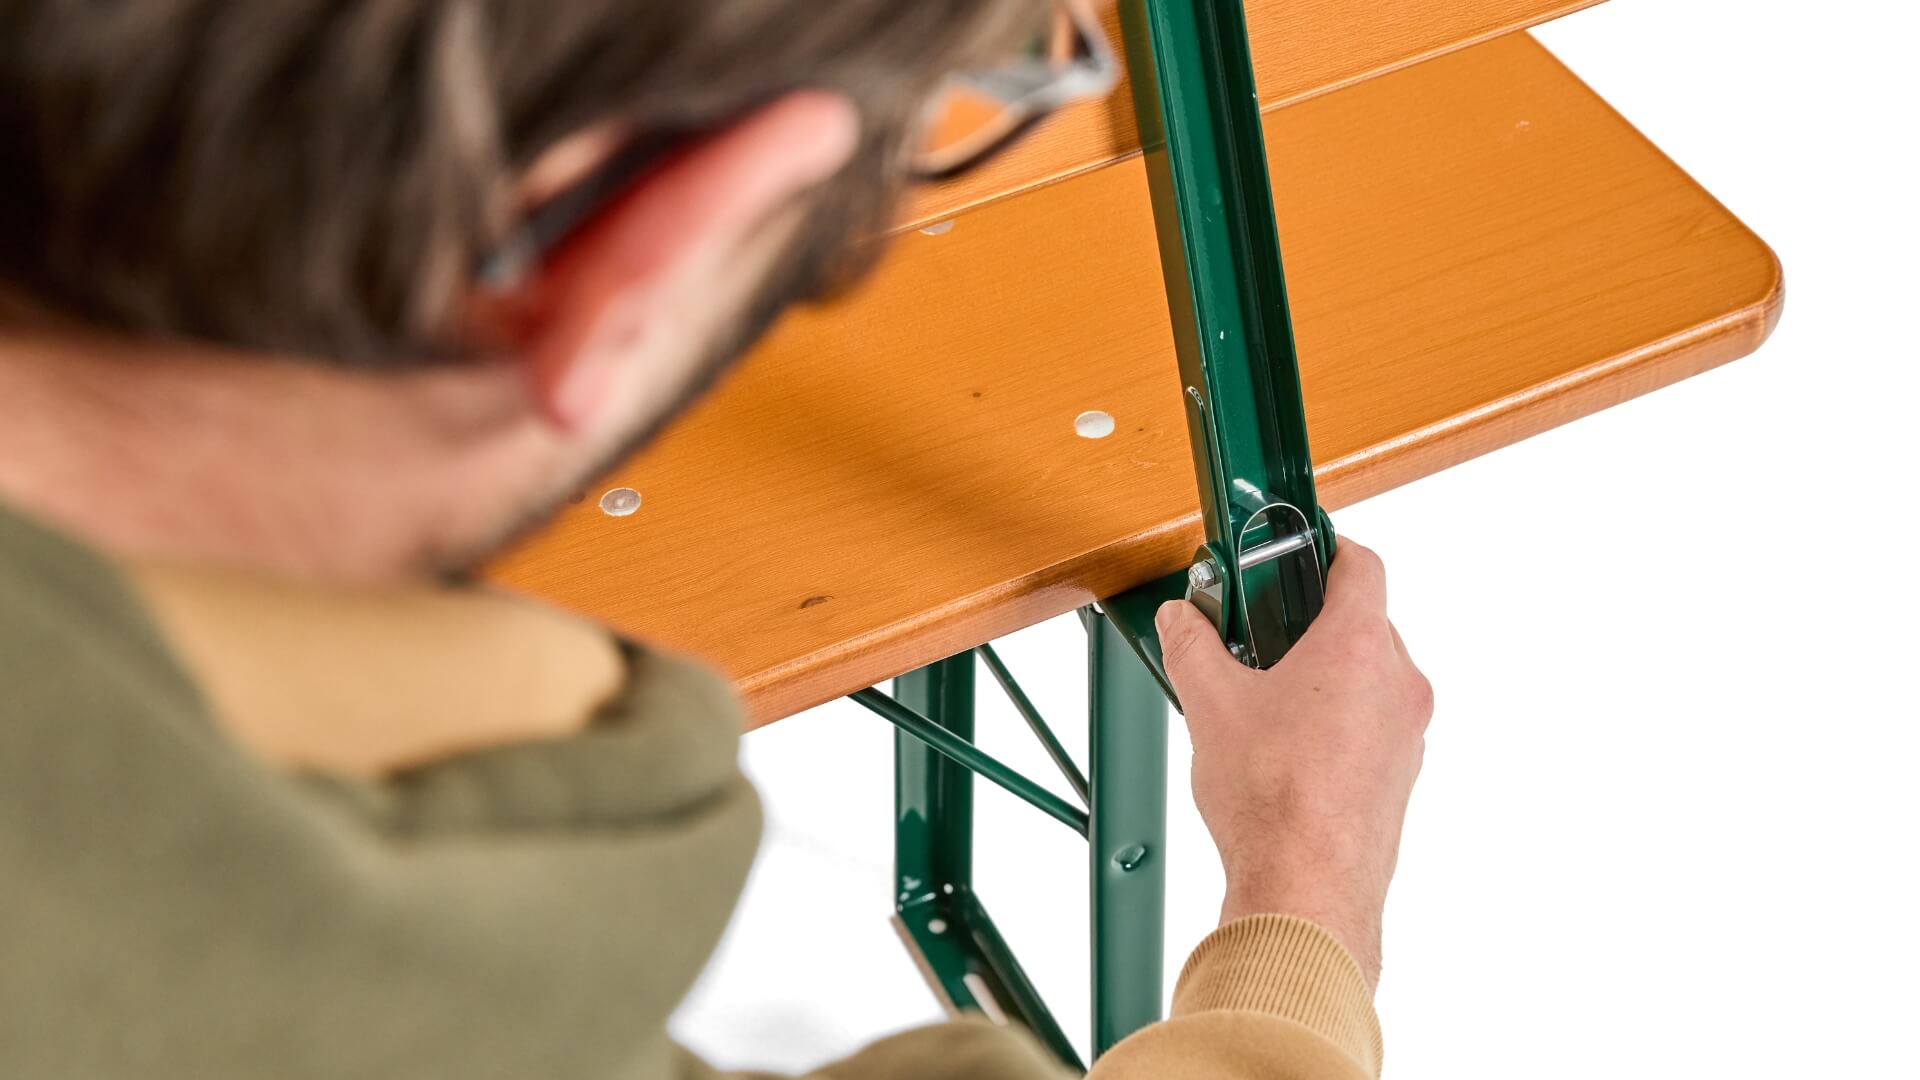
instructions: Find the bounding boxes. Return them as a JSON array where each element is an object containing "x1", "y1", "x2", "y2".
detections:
[{"x1": 0, "y1": 2, "x2": 1432, "y2": 1077}]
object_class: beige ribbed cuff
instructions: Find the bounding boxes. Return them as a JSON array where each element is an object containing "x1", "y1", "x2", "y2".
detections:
[{"x1": 1172, "y1": 914, "x2": 1384, "y2": 1076}]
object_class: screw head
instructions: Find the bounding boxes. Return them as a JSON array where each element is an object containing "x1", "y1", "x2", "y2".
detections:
[
  {"x1": 598, "y1": 487, "x2": 641, "y2": 517},
  {"x1": 1188, "y1": 560, "x2": 1220, "y2": 589}
]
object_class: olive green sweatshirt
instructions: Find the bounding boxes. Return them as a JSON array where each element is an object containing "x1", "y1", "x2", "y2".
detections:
[{"x1": 0, "y1": 499, "x2": 1383, "y2": 1078}]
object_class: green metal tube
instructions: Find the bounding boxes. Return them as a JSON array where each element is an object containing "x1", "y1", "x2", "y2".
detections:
[
  {"x1": 977, "y1": 643, "x2": 1091, "y2": 806},
  {"x1": 1088, "y1": 612, "x2": 1170, "y2": 1057},
  {"x1": 893, "y1": 659, "x2": 977, "y2": 910},
  {"x1": 1120, "y1": 0, "x2": 1331, "y2": 666},
  {"x1": 857, "y1": 687, "x2": 1091, "y2": 836}
]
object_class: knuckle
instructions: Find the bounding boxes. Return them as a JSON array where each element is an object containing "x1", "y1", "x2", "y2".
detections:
[
  {"x1": 1159, "y1": 621, "x2": 1209, "y2": 675},
  {"x1": 1348, "y1": 541, "x2": 1384, "y2": 572},
  {"x1": 1339, "y1": 542, "x2": 1385, "y2": 582},
  {"x1": 1410, "y1": 672, "x2": 1435, "y2": 723},
  {"x1": 1333, "y1": 613, "x2": 1394, "y2": 662}
]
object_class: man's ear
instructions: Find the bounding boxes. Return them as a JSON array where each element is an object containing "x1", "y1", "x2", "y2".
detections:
[{"x1": 494, "y1": 91, "x2": 861, "y2": 432}]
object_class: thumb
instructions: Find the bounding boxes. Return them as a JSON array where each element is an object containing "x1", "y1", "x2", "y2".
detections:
[{"x1": 1155, "y1": 600, "x2": 1244, "y2": 711}]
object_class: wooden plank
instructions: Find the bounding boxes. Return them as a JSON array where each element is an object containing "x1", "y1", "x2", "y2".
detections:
[
  {"x1": 489, "y1": 33, "x2": 1783, "y2": 725},
  {"x1": 901, "y1": 0, "x2": 1605, "y2": 230}
]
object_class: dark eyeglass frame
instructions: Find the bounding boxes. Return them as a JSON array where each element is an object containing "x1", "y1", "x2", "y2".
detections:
[{"x1": 476, "y1": 0, "x2": 1117, "y2": 289}]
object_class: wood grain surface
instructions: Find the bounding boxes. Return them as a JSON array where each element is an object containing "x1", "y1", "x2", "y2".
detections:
[
  {"x1": 900, "y1": 0, "x2": 1604, "y2": 231},
  {"x1": 489, "y1": 33, "x2": 1783, "y2": 725}
]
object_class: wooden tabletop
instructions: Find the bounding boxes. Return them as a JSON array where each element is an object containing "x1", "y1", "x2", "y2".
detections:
[{"x1": 489, "y1": 31, "x2": 1782, "y2": 725}]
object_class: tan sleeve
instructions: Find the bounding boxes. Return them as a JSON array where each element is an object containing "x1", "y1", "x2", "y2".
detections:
[
  {"x1": 672, "y1": 916, "x2": 1376, "y2": 1080},
  {"x1": 1089, "y1": 915, "x2": 1384, "y2": 1079},
  {"x1": 672, "y1": 1019, "x2": 1075, "y2": 1080}
]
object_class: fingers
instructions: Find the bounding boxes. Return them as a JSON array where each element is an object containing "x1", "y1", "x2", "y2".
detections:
[
  {"x1": 1155, "y1": 599, "x2": 1245, "y2": 711},
  {"x1": 1157, "y1": 538, "x2": 1394, "y2": 712},
  {"x1": 1321, "y1": 538, "x2": 1388, "y2": 625}
]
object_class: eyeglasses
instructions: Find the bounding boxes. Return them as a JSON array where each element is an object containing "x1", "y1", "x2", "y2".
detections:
[
  {"x1": 911, "y1": 0, "x2": 1118, "y2": 182},
  {"x1": 478, "y1": 1, "x2": 1118, "y2": 289}
]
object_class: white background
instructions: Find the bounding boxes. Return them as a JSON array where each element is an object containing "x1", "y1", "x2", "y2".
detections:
[{"x1": 674, "y1": 1, "x2": 1920, "y2": 1075}]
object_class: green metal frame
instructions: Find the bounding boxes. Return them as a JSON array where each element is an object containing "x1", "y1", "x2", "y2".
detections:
[
  {"x1": 861, "y1": 629, "x2": 1167, "y2": 1066},
  {"x1": 848, "y1": 0, "x2": 1334, "y2": 1069},
  {"x1": 881, "y1": 657, "x2": 1083, "y2": 1068}
]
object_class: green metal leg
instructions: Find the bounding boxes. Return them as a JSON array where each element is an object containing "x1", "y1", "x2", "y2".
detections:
[
  {"x1": 877, "y1": 626, "x2": 1169, "y2": 1067},
  {"x1": 1120, "y1": 0, "x2": 1333, "y2": 669},
  {"x1": 892, "y1": 655, "x2": 1082, "y2": 1070},
  {"x1": 1088, "y1": 611, "x2": 1170, "y2": 1058},
  {"x1": 894, "y1": 657, "x2": 974, "y2": 913}
]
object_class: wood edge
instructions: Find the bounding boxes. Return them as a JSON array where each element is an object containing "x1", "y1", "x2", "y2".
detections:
[
  {"x1": 1317, "y1": 244, "x2": 1785, "y2": 510},
  {"x1": 1252, "y1": 0, "x2": 1610, "y2": 120},
  {"x1": 1314, "y1": 30, "x2": 1789, "y2": 509},
  {"x1": 895, "y1": 0, "x2": 1609, "y2": 234},
  {"x1": 897, "y1": 153, "x2": 1143, "y2": 235},
  {"x1": 739, "y1": 513, "x2": 1198, "y2": 725}
]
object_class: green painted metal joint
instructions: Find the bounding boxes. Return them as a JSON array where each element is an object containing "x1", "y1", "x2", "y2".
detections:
[
  {"x1": 895, "y1": 889, "x2": 1084, "y2": 1072},
  {"x1": 1096, "y1": 580, "x2": 1187, "y2": 708}
]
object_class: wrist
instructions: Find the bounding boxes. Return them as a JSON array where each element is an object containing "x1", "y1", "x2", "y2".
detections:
[{"x1": 1221, "y1": 877, "x2": 1382, "y2": 991}]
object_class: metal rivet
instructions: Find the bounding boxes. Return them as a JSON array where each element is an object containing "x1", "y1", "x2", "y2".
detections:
[
  {"x1": 1113, "y1": 844, "x2": 1150, "y2": 872},
  {"x1": 599, "y1": 487, "x2": 641, "y2": 517},
  {"x1": 927, "y1": 918, "x2": 948, "y2": 935},
  {"x1": 1075, "y1": 410, "x2": 1116, "y2": 439}
]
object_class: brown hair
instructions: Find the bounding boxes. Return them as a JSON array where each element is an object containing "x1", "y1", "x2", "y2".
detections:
[{"x1": 0, "y1": 1, "x2": 1027, "y2": 365}]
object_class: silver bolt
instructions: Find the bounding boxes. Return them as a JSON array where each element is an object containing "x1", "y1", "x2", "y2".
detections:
[
  {"x1": 1228, "y1": 642, "x2": 1251, "y2": 664},
  {"x1": 1188, "y1": 560, "x2": 1220, "y2": 590}
]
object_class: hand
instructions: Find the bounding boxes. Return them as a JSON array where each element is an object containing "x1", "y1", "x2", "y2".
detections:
[{"x1": 1156, "y1": 539, "x2": 1431, "y2": 990}]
